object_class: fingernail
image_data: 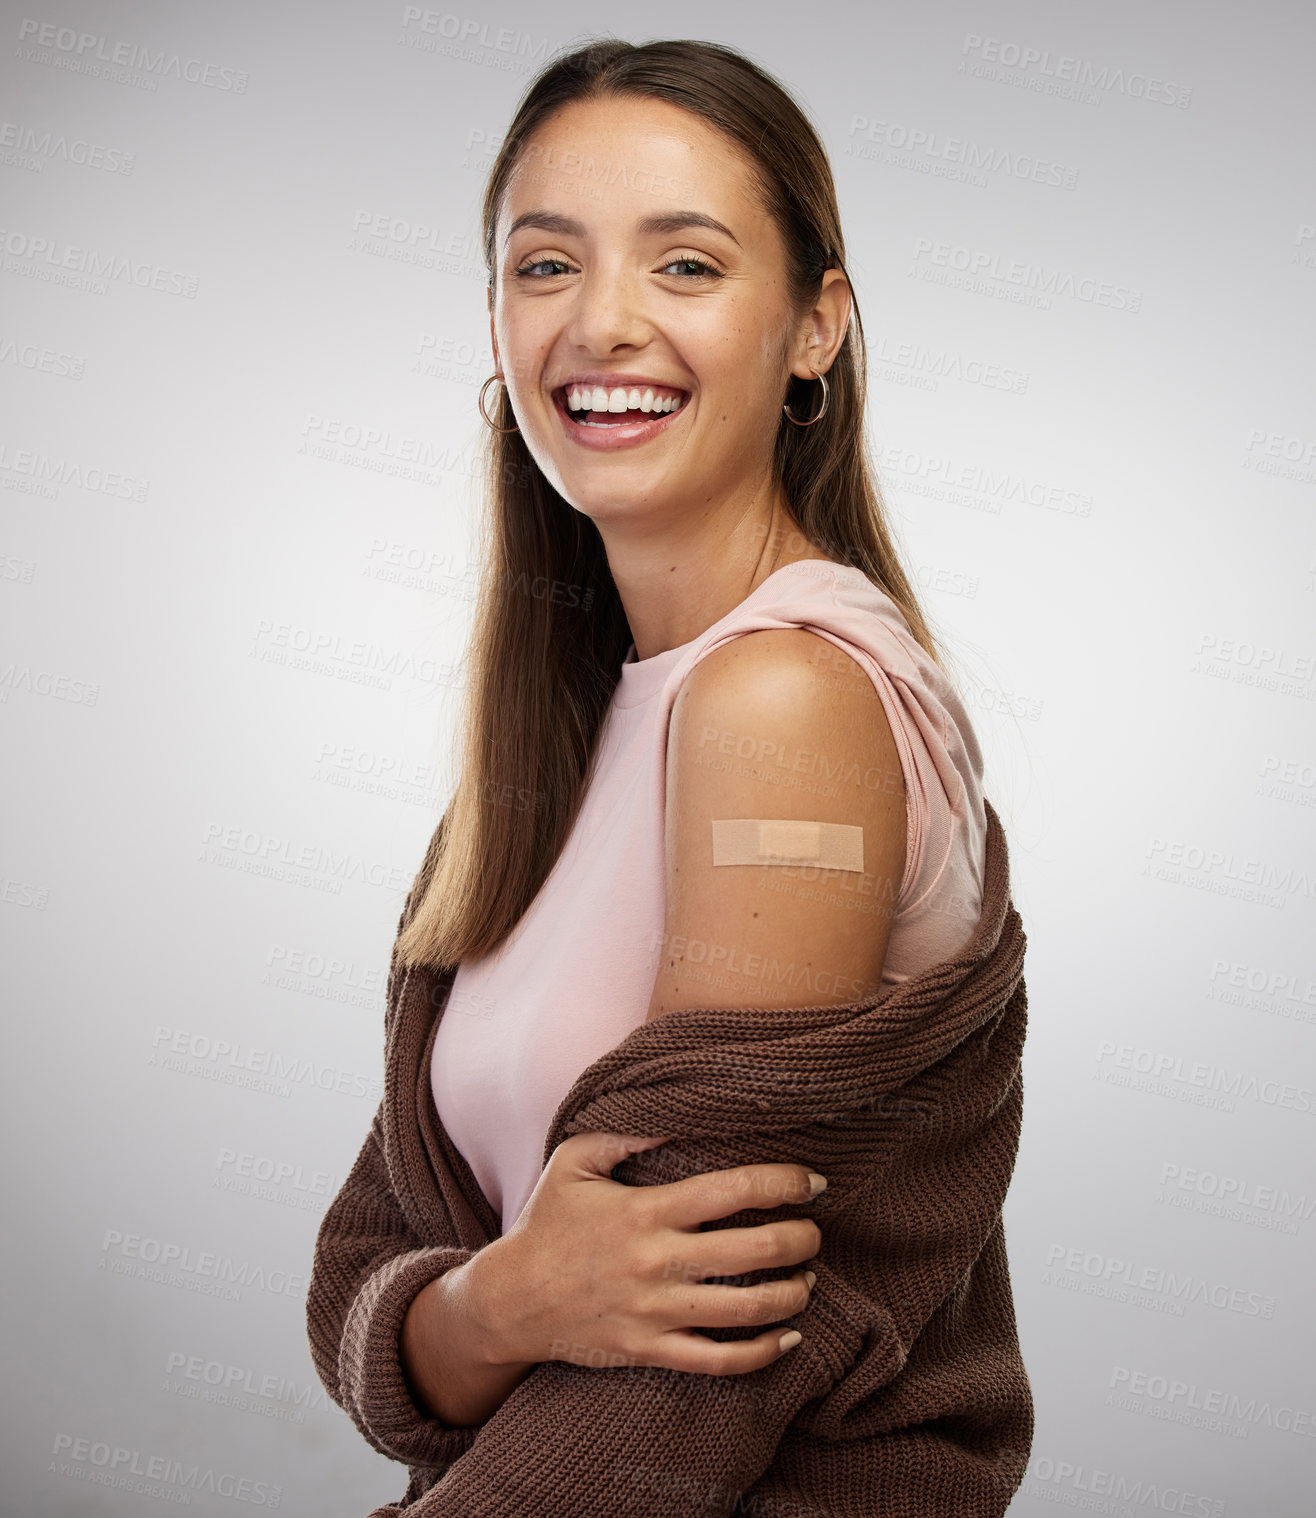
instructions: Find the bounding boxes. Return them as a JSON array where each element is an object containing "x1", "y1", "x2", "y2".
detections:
[
  {"x1": 806, "y1": 1172, "x2": 828, "y2": 1197},
  {"x1": 804, "y1": 1270, "x2": 817, "y2": 1289},
  {"x1": 778, "y1": 1330, "x2": 803, "y2": 1352}
]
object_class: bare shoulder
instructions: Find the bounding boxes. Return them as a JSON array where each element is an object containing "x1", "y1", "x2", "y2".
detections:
[
  {"x1": 646, "y1": 629, "x2": 908, "y2": 1022},
  {"x1": 675, "y1": 625, "x2": 892, "y2": 736}
]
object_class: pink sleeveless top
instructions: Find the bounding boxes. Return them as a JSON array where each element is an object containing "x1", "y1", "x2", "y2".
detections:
[{"x1": 430, "y1": 560, "x2": 988, "y2": 1232}]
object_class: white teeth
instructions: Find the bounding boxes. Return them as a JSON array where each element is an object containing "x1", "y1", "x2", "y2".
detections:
[{"x1": 566, "y1": 383, "x2": 685, "y2": 415}]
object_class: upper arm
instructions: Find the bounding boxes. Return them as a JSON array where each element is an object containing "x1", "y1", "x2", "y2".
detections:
[{"x1": 645, "y1": 628, "x2": 907, "y2": 1023}]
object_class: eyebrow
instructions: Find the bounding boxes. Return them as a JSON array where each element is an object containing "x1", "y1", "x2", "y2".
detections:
[{"x1": 503, "y1": 210, "x2": 742, "y2": 252}]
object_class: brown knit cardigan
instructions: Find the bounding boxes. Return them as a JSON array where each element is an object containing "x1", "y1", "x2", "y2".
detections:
[{"x1": 307, "y1": 797, "x2": 1033, "y2": 1516}]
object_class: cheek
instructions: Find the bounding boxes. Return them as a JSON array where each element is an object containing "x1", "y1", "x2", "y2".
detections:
[{"x1": 494, "y1": 313, "x2": 551, "y2": 390}]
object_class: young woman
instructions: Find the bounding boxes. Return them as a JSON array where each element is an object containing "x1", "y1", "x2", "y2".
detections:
[{"x1": 309, "y1": 37, "x2": 1032, "y2": 1517}]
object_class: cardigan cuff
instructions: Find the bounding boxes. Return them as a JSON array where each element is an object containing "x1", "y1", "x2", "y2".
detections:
[{"x1": 340, "y1": 1245, "x2": 484, "y2": 1469}]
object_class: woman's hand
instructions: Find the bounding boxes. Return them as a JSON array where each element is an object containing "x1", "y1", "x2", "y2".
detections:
[{"x1": 473, "y1": 1130, "x2": 823, "y2": 1376}]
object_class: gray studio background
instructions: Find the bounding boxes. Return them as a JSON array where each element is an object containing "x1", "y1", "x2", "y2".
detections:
[{"x1": 3, "y1": 1, "x2": 1313, "y2": 1513}]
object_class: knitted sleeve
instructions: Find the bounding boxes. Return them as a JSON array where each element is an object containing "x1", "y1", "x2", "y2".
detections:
[
  {"x1": 305, "y1": 1104, "x2": 484, "y2": 1472},
  {"x1": 382, "y1": 1131, "x2": 894, "y2": 1518}
]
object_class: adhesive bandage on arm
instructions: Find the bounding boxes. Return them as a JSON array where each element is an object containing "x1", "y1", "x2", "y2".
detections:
[{"x1": 711, "y1": 818, "x2": 864, "y2": 872}]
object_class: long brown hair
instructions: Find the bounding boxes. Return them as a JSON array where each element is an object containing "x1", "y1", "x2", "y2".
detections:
[{"x1": 395, "y1": 37, "x2": 949, "y2": 971}]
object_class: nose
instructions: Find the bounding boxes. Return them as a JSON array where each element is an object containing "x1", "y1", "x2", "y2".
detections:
[{"x1": 565, "y1": 263, "x2": 652, "y2": 357}]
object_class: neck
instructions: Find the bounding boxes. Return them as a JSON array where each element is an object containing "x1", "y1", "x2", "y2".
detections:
[{"x1": 602, "y1": 486, "x2": 826, "y2": 662}]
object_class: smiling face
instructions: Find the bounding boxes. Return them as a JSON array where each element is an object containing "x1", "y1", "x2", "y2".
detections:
[{"x1": 488, "y1": 94, "x2": 811, "y2": 542}]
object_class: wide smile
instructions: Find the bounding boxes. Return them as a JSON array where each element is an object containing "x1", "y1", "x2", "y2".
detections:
[{"x1": 551, "y1": 384, "x2": 691, "y2": 451}]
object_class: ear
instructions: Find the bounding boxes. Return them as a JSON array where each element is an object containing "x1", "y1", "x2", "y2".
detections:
[{"x1": 789, "y1": 268, "x2": 852, "y2": 380}]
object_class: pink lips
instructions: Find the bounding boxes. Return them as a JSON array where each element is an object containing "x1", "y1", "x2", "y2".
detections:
[{"x1": 551, "y1": 388, "x2": 690, "y2": 452}]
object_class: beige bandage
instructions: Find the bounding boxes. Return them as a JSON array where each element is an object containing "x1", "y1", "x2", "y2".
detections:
[{"x1": 711, "y1": 818, "x2": 864, "y2": 872}]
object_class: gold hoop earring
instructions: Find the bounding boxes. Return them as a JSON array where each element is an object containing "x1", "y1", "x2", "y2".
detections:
[
  {"x1": 479, "y1": 375, "x2": 520, "y2": 434},
  {"x1": 783, "y1": 368, "x2": 830, "y2": 427}
]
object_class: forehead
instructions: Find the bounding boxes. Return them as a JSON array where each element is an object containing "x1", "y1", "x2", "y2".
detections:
[{"x1": 499, "y1": 94, "x2": 767, "y2": 240}]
